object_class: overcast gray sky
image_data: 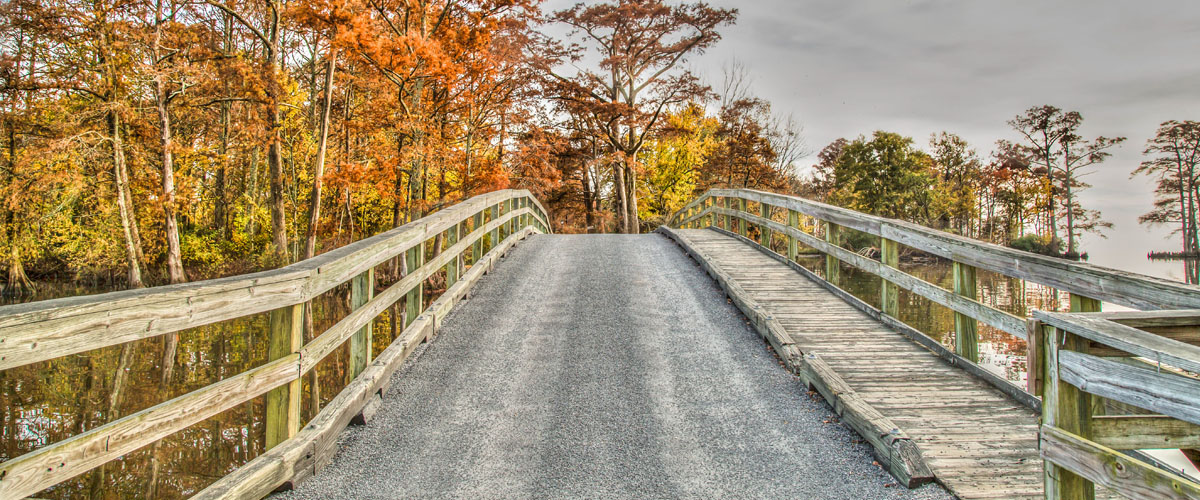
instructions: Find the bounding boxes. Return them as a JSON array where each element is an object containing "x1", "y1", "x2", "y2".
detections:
[{"x1": 544, "y1": 0, "x2": 1200, "y2": 280}]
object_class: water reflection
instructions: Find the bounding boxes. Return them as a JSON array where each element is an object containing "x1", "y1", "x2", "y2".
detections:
[
  {"x1": 1147, "y1": 256, "x2": 1200, "y2": 285},
  {"x1": 0, "y1": 280, "x2": 411, "y2": 499}
]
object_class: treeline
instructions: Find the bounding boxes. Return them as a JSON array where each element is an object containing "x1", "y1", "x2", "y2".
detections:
[
  {"x1": 795, "y1": 109, "x2": 1200, "y2": 272},
  {"x1": 3, "y1": 0, "x2": 1197, "y2": 294},
  {"x1": 1, "y1": 0, "x2": 814, "y2": 294},
  {"x1": 1, "y1": 0, "x2": 547, "y2": 293}
]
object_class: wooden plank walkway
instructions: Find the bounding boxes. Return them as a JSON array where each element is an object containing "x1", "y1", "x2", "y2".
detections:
[{"x1": 669, "y1": 228, "x2": 1050, "y2": 500}]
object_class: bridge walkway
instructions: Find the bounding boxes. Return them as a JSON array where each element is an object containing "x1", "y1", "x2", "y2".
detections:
[
  {"x1": 667, "y1": 229, "x2": 1047, "y2": 500},
  {"x1": 275, "y1": 234, "x2": 951, "y2": 500}
]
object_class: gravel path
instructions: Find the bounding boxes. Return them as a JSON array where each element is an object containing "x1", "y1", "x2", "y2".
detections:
[{"x1": 275, "y1": 234, "x2": 953, "y2": 500}]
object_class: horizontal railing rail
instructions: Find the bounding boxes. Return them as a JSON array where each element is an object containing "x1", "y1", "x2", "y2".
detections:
[
  {"x1": 1033, "y1": 310, "x2": 1200, "y2": 499},
  {"x1": 0, "y1": 189, "x2": 550, "y2": 499},
  {"x1": 668, "y1": 189, "x2": 1200, "y2": 405}
]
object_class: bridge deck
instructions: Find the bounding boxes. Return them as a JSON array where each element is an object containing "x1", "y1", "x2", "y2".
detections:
[
  {"x1": 670, "y1": 229, "x2": 1046, "y2": 500},
  {"x1": 275, "y1": 234, "x2": 950, "y2": 500}
]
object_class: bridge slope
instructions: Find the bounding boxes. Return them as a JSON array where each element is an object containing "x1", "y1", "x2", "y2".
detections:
[
  {"x1": 276, "y1": 234, "x2": 949, "y2": 500},
  {"x1": 665, "y1": 229, "x2": 1060, "y2": 500}
]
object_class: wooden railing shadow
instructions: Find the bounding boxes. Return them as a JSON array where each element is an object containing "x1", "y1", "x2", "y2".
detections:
[{"x1": 0, "y1": 190, "x2": 550, "y2": 499}]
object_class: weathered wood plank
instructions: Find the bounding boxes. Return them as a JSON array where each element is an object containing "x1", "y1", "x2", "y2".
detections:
[
  {"x1": 194, "y1": 225, "x2": 535, "y2": 499},
  {"x1": 1091, "y1": 415, "x2": 1200, "y2": 449},
  {"x1": 0, "y1": 355, "x2": 298, "y2": 500},
  {"x1": 0, "y1": 192, "x2": 548, "y2": 372},
  {"x1": 1036, "y1": 311, "x2": 1200, "y2": 375},
  {"x1": 716, "y1": 208, "x2": 1028, "y2": 338},
  {"x1": 1041, "y1": 425, "x2": 1200, "y2": 500},
  {"x1": 954, "y1": 262, "x2": 979, "y2": 363},
  {"x1": 1058, "y1": 349, "x2": 1200, "y2": 427},
  {"x1": 349, "y1": 269, "x2": 374, "y2": 379},
  {"x1": 266, "y1": 304, "x2": 303, "y2": 449},
  {"x1": 674, "y1": 189, "x2": 1200, "y2": 310}
]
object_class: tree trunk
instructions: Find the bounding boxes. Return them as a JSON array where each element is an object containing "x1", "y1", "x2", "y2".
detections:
[
  {"x1": 266, "y1": 21, "x2": 288, "y2": 260},
  {"x1": 625, "y1": 163, "x2": 640, "y2": 233},
  {"x1": 155, "y1": 73, "x2": 185, "y2": 284},
  {"x1": 613, "y1": 163, "x2": 628, "y2": 233},
  {"x1": 304, "y1": 50, "x2": 337, "y2": 261},
  {"x1": 111, "y1": 113, "x2": 144, "y2": 288},
  {"x1": 581, "y1": 164, "x2": 593, "y2": 233}
]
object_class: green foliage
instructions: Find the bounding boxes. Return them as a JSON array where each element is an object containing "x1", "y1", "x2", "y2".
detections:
[
  {"x1": 828, "y1": 131, "x2": 936, "y2": 222},
  {"x1": 638, "y1": 104, "x2": 718, "y2": 225},
  {"x1": 1008, "y1": 234, "x2": 1063, "y2": 257}
]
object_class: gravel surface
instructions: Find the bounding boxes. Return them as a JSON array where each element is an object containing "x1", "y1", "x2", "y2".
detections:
[{"x1": 275, "y1": 234, "x2": 953, "y2": 500}]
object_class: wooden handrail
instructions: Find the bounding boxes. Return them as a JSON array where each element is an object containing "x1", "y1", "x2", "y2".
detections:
[
  {"x1": 1034, "y1": 310, "x2": 1200, "y2": 499},
  {"x1": 0, "y1": 189, "x2": 551, "y2": 499},
  {"x1": 671, "y1": 189, "x2": 1200, "y2": 311},
  {"x1": 0, "y1": 189, "x2": 549, "y2": 372}
]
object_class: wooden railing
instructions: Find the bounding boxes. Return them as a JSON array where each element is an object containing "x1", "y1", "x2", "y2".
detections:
[
  {"x1": 669, "y1": 189, "x2": 1200, "y2": 404},
  {"x1": 0, "y1": 189, "x2": 550, "y2": 499},
  {"x1": 1033, "y1": 310, "x2": 1200, "y2": 500}
]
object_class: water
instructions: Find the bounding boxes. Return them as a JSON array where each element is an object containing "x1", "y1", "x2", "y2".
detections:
[{"x1": 0, "y1": 274, "x2": 420, "y2": 499}]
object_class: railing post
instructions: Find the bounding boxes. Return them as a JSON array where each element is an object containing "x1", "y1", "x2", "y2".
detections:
[
  {"x1": 445, "y1": 222, "x2": 460, "y2": 288},
  {"x1": 824, "y1": 221, "x2": 840, "y2": 286},
  {"x1": 490, "y1": 203, "x2": 501, "y2": 252},
  {"x1": 350, "y1": 268, "x2": 374, "y2": 378},
  {"x1": 737, "y1": 197, "x2": 747, "y2": 236},
  {"x1": 472, "y1": 211, "x2": 483, "y2": 265},
  {"x1": 723, "y1": 197, "x2": 731, "y2": 230},
  {"x1": 880, "y1": 238, "x2": 899, "y2": 317},
  {"x1": 706, "y1": 197, "x2": 713, "y2": 228},
  {"x1": 759, "y1": 202, "x2": 772, "y2": 247},
  {"x1": 405, "y1": 243, "x2": 424, "y2": 326},
  {"x1": 265, "y1": 303, "x2": 302, "y2": 449},
  {"x1": 1043, "y1": 325, "x2": 1095, "y2": 500},
  {"x1": 953, "y1": 261, "x2": 979, "y2": 362},
  {"x1": 1069, "y1": 293, "x2": 1106, "y2": 417},
  {"x1": 787, "y1": 209, "x2": 799, "y2": 262}
]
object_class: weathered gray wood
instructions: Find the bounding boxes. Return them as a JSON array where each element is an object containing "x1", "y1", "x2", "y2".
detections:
[
  {"x1": 1091, "y1": 415, "x2": 1200, "y2": 449},
  {"x1": 193, "y1": 225, "x2": 534, "y2": 500},
  {"x1": 299, "y1": 211, "x2": 525, "y2": 374},
  {"x1": 673, "y1": 189, "x2": 1200, "y2": 311},
  {"x1": 720, "y1": 208, "x2": 1028, "y2": 338},
  {"x1": 699, "y1": 225, "x2": 1041, "y2": 411},
  {"x1": 0, "y1": 354, "x2": 298, "y2": 500},
  {"x1": 349, "y1": 269, "x2": 374, "y2": 379},
  {"x1": 1041, "y1": 425, "x2": 1200, "y2": 500},
  {"x1": 880, "y1": 238, "x2": 899, "y2": 317},
  {"x1": 803, "y1": 354, "x2": 935, "y2": 488},
  {"x1": 1043, "y1": 326, "x2": 1094, "y2": 500},
  {"x1": 787, "y1": 210, "x2": 799, "y2": 262},
  {"x1": 1036, "y1": 311, "x2": 1200, "y2": 375},
  {"x1": 1057, "y1": 349, "x2": 1200, "y2": 427},
  {"x1": 953, "y1": 262, "x2": 979, "y2": 363},
  {"x1": 0, "y1": 190, "x2": 548, "y2": 372},
  {"x1": 266, "y1": 304, "x2": 303, "y2": 450},
  {"x1": 824, "y1": 221, "x2": 840, "y2": 286}
]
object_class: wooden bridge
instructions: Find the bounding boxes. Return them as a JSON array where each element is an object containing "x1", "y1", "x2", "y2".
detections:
[{"x1": 1, "y1": 189, "x2": 1199, "y2": 499}]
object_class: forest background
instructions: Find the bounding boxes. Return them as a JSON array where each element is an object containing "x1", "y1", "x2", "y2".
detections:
[{"x1": 2, "y1": 0, "x2": 1198, "y2": 295}]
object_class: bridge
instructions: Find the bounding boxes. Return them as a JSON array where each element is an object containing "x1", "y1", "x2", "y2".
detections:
[{"x1": 1, "y1": 189, "x2": 1199, "y2": 499}]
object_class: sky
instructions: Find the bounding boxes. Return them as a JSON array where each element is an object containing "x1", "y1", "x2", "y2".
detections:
[{"x1": 543, "y1": 0, "x2": 1200, "y2": 280}]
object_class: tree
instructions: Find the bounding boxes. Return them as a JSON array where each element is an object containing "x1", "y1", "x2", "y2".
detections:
[
  {"x1": 546, "y1": 0, "x2": 736, "y2": 233},
  {"x1": 929, "y1": 132, "x2": 981, "y2": 235},
  {"x1": 1134, "y1": 120, "x2": 1200, "y2": 281},
  {"x1": 1007, "y1": 105, "x2": 1125, "y2": 252},
  {"x1": 827, "y1": 131, "x2": 936, "y2": 222},
  {"x1": 638, "y1": 102, "x2": 716, "y2": 225}
]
